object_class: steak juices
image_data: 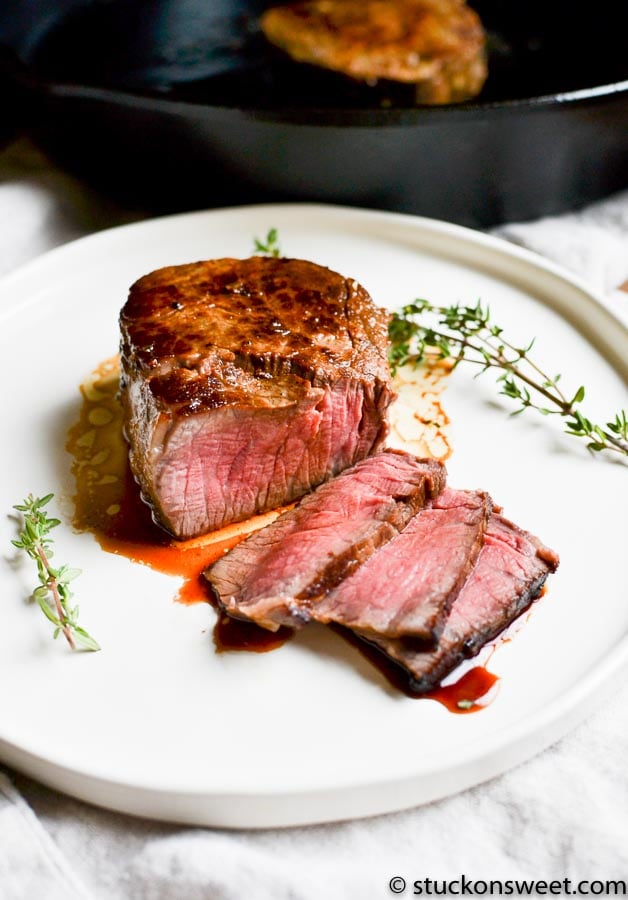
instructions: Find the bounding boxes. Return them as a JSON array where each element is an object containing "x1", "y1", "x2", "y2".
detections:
[{"x1": 120, "y1": 256, "x2": 558, "y2": 695}]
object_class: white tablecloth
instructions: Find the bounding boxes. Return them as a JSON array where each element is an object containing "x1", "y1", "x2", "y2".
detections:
[{"x1": 1, "y1": 138, "x2": 627, "y2": 900}]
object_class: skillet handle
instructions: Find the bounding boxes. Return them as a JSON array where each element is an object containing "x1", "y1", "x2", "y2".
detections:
[{"x1": 0, "y1": 46, "x2": 39, "y2": 150}]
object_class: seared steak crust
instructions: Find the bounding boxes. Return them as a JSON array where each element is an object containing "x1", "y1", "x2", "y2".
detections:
[
  {"x1": 120, "y1": 256, "x2": 394, "y2": 539},
  {"x1": 261, "y1": 0, "x2": 487, "y2": 104},
  {"x1": 204, "y1": 450, "x2": 446, "y2": 631},
  {"x1": 366, "y1": 513, "x2": 560, "y2": 693}
]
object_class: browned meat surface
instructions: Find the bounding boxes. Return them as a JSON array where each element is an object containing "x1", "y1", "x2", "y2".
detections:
[
  {"x1": 365, "y1": 513, "x2": 560, "y2": 692},
  {"x1": 260, "y1": 0, "x2": 487, "y2": 104},
  {"x1": 314, "y1": 487, "x2": 491, "y2": 641},
  {"x1": 119, "y1": 256, "x2": 394, "y2": 539},
  {"x1": 204, "y1": 450, "x2": 446, "y2": 631}
]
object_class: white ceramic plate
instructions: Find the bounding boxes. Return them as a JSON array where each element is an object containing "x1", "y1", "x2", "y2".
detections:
[{"x1": 0, "y1": 204, "x2": 626, "y2": 829}]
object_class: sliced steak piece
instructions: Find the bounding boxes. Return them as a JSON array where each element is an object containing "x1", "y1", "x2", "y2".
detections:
[
  {"x1": 363, "y1": 513, "x2": 560, "y2": 693},
  {"x1": 204, "y1": 450, "x2": 446, "y2": 631},
  {"x1": 119, "y1": 256, "x2": 394, "y2": 539},
  {"x1": 314, "y1": 488, "x2": 491, "y2": 642}
]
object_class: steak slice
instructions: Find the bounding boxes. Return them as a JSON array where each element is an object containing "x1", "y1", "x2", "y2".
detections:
[
  {"x1": 204, "y1": 450, "x2": 446, "y2": 631},
  {"x1": 120, "y1": 256, "x2": 394, "y2": 539},
  {"x1": 313, "y1": 488, "x2": 492, "y2": 642},
  {"x1": 363, "y1": 513, "x2": 560, "y2": 693}
]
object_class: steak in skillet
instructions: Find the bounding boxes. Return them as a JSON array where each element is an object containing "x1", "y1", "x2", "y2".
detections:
[
  {"x1": 119, "y1": 256, "x2": 394, "y2": 539},
  {"x1": 314, "y1": 487, "x2": 492, "y2": 642},
  {"x1": 204, "y1": 450, "x2": 446, "y2": 631},
  {"x1": 364, "y1": 512, "x2": 560, "y2": 693},
  {"x1": 261, "y1": 0, "x2": 488, "y2": 104}
]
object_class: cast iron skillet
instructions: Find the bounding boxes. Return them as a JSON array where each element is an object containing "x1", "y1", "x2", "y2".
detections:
[{"x1": 2, "y1": 0, "x2": 628, "y2": 227}]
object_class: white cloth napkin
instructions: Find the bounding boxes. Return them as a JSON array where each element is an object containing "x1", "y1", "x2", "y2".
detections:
[
  {"x1": 1, "y1": 138, "x2": 627, "y2": 900},
  {"x1": 495, "y1": 197, "x2": 628, "y2": 327}
]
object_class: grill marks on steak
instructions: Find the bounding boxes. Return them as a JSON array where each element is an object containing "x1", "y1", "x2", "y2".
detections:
[
  {"x1": 314, "y1": 488, "x2": 492, "y2": 642},
  {"x1": 204, "y1": 450, "x2": 446, "y2": 631},
  {"x1": 120, "y1": 256, "x2": 394, "y2": 539},
  {"x1": 365, "y1": 513, "x2": 560, "y2": 693}
]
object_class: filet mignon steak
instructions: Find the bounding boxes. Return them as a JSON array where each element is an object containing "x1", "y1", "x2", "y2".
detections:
[
  {"x1": 315, "y1": 487, "x2": 492, "y2": 642},
  {"x1": 204, "y1": 450, "x2": 446, "y2": 631},
  {"x1": 119, "y1": 256, "x2": 394, "y2": 539},
  {"x1": 366, "y1": 512, "x2": 560, "y2": 692}
]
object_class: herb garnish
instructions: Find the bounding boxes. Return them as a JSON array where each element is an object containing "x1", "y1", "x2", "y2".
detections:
[
  {"x1": 389, "y1": 299, "x2": 628, "y2": 458},
  {"x1": 253, "y1": 228, "x2": 282, "y2": 258},
  {"x1": 11, "y1": 494, "x2": 100, "y2": 651}
]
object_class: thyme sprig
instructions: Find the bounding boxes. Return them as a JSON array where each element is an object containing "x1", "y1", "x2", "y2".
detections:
[
  {"x1": 389, "y1": 299, "x2": 628, "y2": 458},
  {"x1": 11, "y1": 494, "x2": 100, "y2": 651},
  {"x1": 253, "y1": 228, "x2": 282, "y2": 258}
]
